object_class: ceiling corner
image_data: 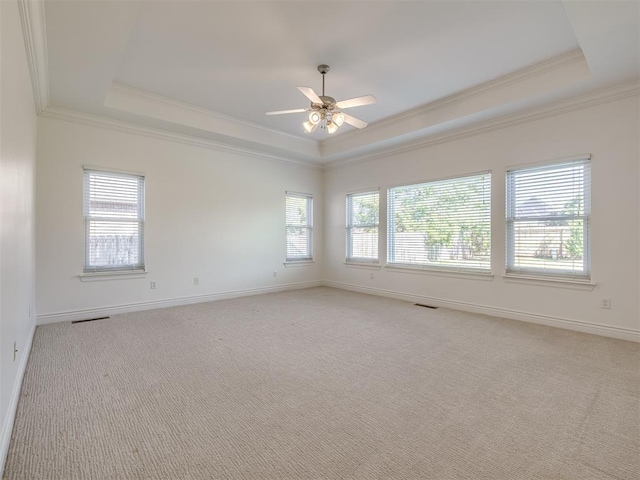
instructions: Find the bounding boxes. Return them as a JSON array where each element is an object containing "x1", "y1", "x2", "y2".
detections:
[{"x1": 17, "y1": 0, "x2": 50, "y2": 113}]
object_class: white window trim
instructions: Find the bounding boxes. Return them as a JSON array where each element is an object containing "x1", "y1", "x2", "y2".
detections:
[
  {"x1": 387, "y1": 171, "x2": 492, "y2": 273},
  {"x1": 283, "y1": 260, "x2": 315, "y2": 268},
  {"x1": 83, "y1": 164, "x2": 145, "y2": 177},
  {"x1": 386, "y1": 170, "x2": 492, "y2": 190},
  {"x1": 502, "y1": 273, "x2": 596, "y2": 291},
  {"x1": 79, "y1": 270, "x2": 148, "y2": 282},
  {"x1": 505, "y1": 155, "x2": 591, "y2": 281},
  {"x1": 344, "y1": 262, "x2": 381, "y2": 270},
  {"x1": 386, "y1": 264, "x2": 494, "y2": 281},
  {"x1": 285, "y1": 191, "x2": 313, "y2": 262},
  {"x1": 83, "y1": 167, "x2": 145, "y2": 275},
  {"x1": 502, "y1": 154, "x2": 591, "y2": 173},
  {"x1": 346, "y1": 189, "x2": 380, "y2": 264}
]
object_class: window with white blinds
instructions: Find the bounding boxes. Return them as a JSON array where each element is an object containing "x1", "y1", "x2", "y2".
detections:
[
  {"x1": 506, "y1": 158, "x2": 591, "y2": 280},
  {"x1": 346, "y1": 191, "x2": 379, "y2": 263},
  {"x1": 83, "y1": 169, "x2": 145, "y2": 273},
  {"x1": 387, "y1": 172, "x2": 491, "y2": 272},
  {"x1": 286, "y1": 192, "x2": 313, "y2": 261}
]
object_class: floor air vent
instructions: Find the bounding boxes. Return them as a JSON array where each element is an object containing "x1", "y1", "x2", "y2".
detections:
[
  {"x1": 72, "y1": 316, "x2": 109, "y2": 324},
  {"x1": 414, "y1": 303, "x2": 439, "y2": 309}
]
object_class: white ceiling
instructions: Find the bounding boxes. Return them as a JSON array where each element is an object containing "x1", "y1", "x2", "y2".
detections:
[{"x1": 40, "y1": 1, "x2": 639, "y2": 164}]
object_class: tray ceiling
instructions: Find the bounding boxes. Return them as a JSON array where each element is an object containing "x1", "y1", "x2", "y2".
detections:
[{"x1": 32, "y1": 1, "x2": 640, "y2": 164}]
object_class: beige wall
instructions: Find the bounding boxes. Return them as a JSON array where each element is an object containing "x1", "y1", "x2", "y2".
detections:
[
  {"x1": 324, "y1": 96, "x2": 640, "y2": 340},
  {"x1": 0, "y1": 0, "x2": 38, "y2": 468},
  {"x1": 36, "y1": 95, "x2": 640, "y2": 340},
  {"x1": 36, "y1": 117, "x2": 323, "y2": 321}
]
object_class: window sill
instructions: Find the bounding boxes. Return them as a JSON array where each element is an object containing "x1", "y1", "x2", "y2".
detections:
[
  {"x1": 284, "y1": 260, "x2": 315, "y2": 268},
  {"x1": 80, "y1": 270, "x2": 148, "y2": 282},
  {"x1": 344, "y1": 261, "x2": 381, "y2": 270},
  {"x1": 385, "y1": 264, "x2": 493, "y2": 281},
  {"x1": 502, "y1": 274, "x2": 596, "y2": 290}
]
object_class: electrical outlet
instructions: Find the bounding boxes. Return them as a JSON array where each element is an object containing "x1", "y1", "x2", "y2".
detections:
[
  {"x1": 13, "y1": 342, "x2": 17, "y2": 362},
  {"x1": 193, "y1": 277, "x2": 199, "y2": 286},
  {"x1": 601, "y1": 298, "x2": 611, "y2": 309},
  {"x1": 370, "y1": 273, "x2": 375, "y2": 280},
  {"x1": 150, "y1": 281, "x2": 157, "y2": 289},
  {"x1": 272, "y1": 271, "x2": 277, "y2": 278}
]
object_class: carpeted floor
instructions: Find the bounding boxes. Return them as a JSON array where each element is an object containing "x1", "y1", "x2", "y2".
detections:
[{"x1": 3, "y1": 287, "x2": 639, "y2": 479}]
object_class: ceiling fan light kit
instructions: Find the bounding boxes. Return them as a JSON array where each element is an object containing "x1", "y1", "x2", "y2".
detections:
[
  {"x1": 266, "y1": 64, "x2": 376, "y2": 135},
  {"x1": 303, "y1": 120, "x2": 317, "y2": 133},
  {"x1": 309, "y1": 111, "x2": 321, "y2": 124}
]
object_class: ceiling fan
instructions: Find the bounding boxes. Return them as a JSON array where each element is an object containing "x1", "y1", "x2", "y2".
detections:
[{"x1": 266, "y1": 64, "x2": 376, "y2": 134}]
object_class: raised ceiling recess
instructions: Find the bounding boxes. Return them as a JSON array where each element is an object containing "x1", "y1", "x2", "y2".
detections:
[{"x1": 26, "y1": 1, "x2": 639, "y2": 164}]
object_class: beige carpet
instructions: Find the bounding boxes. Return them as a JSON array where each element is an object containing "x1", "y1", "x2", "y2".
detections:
[{"x1": 4, "y1": 287, "x2": 639, "y2": 479}]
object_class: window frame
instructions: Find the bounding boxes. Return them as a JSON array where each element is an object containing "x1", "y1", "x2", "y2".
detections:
[
  {"x1": 386, "y1": 171, "x2": 492, "y2": 274},
  {"x1": 346, "y1": 190, "x2": 380, "y2": 264},
  {"x1": 83, "y1": 167, "x2": 146, "y2": 274},
  {"x1": 505, "y1": 156, "x2": 591, "y2": 281},
  {"x1": 285, "y1": 191, "x2": 313, "y2": 263}
]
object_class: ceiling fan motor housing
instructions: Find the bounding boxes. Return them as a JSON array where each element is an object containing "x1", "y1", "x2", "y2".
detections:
[{"x1": 312, "y1": 96, "x2": 336, "y2": 109}]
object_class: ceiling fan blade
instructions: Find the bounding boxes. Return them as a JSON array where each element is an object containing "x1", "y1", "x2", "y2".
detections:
[
  {"x1": 335, "y1": 95, "x2": 377, "y2": 109},
  {"x1": 297, "y1": 86, "x2": 323, "y2": 105},
  {"x1": 265, "y1": 108, "x2": 307, "y2": 116},
  {"x1": 342, "y1": 113, "x2": 368, "y2": 129}
]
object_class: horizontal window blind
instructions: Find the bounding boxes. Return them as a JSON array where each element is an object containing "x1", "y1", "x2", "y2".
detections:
[
  {"x1": 286, "y1": 192, "x2": 313, "y2": 261},
  {"x1": 83, "y1": 169, "x2": 145, "y2": 272},
  {"x1": 506, "y1": 158, "x2": 590, "y2": 279},
  {"x1": 346, "y1": 191, "x2": 379, "y2": 262},
  {"x1": 388, "y1": 172, "x2": 491, "y2": 272}
]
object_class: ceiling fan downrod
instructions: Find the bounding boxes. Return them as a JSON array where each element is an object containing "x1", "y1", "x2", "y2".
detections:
[
  {"x1": 315, "y1": 65, "x2": 333, "y2": 129},
  {"x1": 318, "y1": 64, "x2": 330, "y2": 97}
]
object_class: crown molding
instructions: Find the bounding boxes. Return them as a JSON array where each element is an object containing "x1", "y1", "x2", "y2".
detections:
[
  {"x1": 40, "y1": 106, "x2": 322, "y2": 171},
  {"x1": 390, "y1": 48, "x2": 587, "y2": 128},
  {"x1": 105, "y1": 82, "x2": 320, "y2": 159},
  {"x1": 322, "y1": 49, "x2": 586, "y2": 148},
  {"x1": 320, "y1": 48, "x2": 589, "y2": 156},
  {"x1": 39, "y1": 80, "x2": 638, "y2": 172},
  {"x1": 324, "y1": 80, "x2": 640, "y2": 170},
  {"x1": 100, "y1": 51, "x2": 589, "y2": 163},
  {"x1": 17, "y1": 0, "x2": 49, "y2": 114},
  {"x1": 110, "y1": 82, "x2": 313, "y2": 145}
]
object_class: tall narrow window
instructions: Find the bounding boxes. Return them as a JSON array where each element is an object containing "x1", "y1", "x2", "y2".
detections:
[
  {"x1": 83, "y1": 168, "x2": 145, "y2": 273},
  {"x1": 346, "y1": 190, "x2": 379, "y2": 263},
  {"x1": 286, "y1": 192, "x2": 313, "y2": 262},
  {"x1": 387, "y1": 172, "x2": 491, "y2": 272},
  {"x1": 506, "y1": 158, "x2": 591, "y2": 280}
]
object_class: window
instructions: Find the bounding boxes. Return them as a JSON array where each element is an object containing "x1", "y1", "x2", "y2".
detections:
[
  {"x1": 83, "y1": 168, "x2": 145, "y2": 273},
  {"x1": 506, "y1": 157, "x2": 591, "y2": 280},
  {"x1": 346, "y1": 190, "x2": 379, "y2": 263},
  {"x1": 387, "y1": 172, "x2": 491, "y2": 272},
  {"x1": 286, "y1": 192, "x2": 313, "y2": 262}
]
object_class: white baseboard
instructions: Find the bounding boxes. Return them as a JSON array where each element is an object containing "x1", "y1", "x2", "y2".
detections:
[
  {"x1": 37, "y1": 280, "x2": 640, "y2": 342},
  {"x1": 1, "y1": 321, "x2": 36, "y2": 474},
  {"x1": 37, "y1": 281, "x2": 323, "y2": 325},
  {"x1": 323, "y1": 281, "x2": 640, "y2": 343}
]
